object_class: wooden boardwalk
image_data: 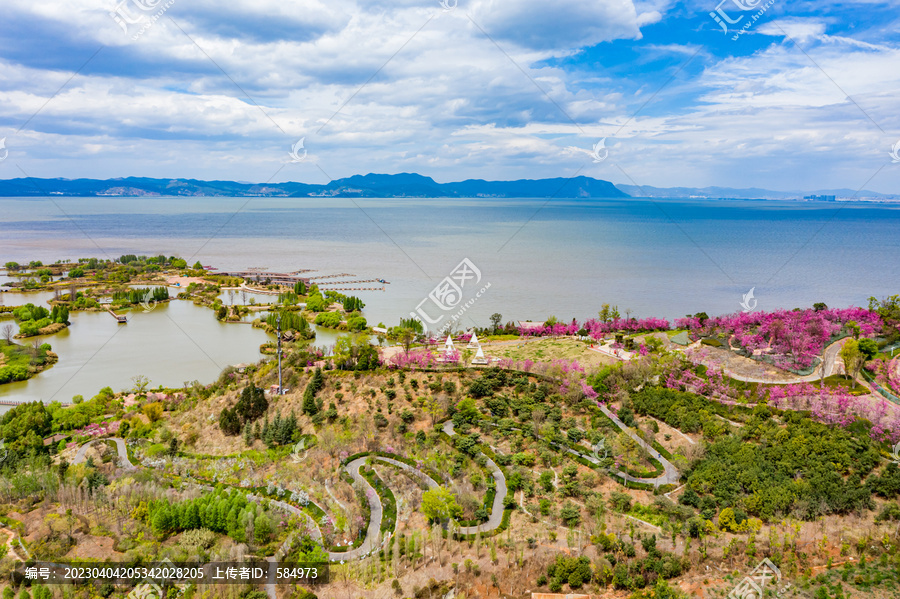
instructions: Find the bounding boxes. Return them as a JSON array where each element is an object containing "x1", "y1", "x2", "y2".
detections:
[
  {"x1": 316, "y1": 278, "x2": 390, "y2": 285},
  {"x1": 107, "y1": 308, "x2": 127, "y2": 323}
]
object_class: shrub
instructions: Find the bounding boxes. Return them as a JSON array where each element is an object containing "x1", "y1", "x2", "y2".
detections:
[
  {"x1": 347, "y1": 316, "x2": 367, "y2": 331},
  {"x1": 560, "y1": 503, "x2": 581, "y2": 527},
  {"x1": 314, "y1": 312, "x2": 342, "y2": 328},
  {"x1": 609, "y1": 491, "x2": 632, "y2": 513},
  {"x1": 142, "y1": 402, "x2": 164, "y2": 422},
  {"x1": 567, "y1": 428, "x2": 584, "y2": 443}
]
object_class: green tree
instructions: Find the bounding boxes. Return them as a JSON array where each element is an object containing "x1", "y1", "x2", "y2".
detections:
[
  {"x1": 840, "y1": 339, "x2": 865, "y2": 379},
  {"x1": 421, "y1": 486, "x2": 462, "y2": 523},
  {"x1": 142, "y1": 402, "x2": 163, "y2": 422},
  {"x1": 302, "y1": 368, "x2": 324, "y2": 416},
  {"x1": 254, "y1": 513, "x2": 273, "y2": 543},
  {"x1": 219, "y1": 408, "x2": 241, "y2": 436},
  {"x1": 858, "y1": 338, "x2": 879, "y2": 361},
  {"x1": 453, "y1": 397, "x2": 480, "y2": 425},
  {"x1": 490, "y1": 313, "x2": 502, "y2": 333}
]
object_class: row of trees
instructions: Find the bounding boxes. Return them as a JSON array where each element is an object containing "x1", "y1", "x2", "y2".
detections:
[
  {"x1": 242, "y1": 411, "x2": 300, "y2": 447},
  {"x1": 265, "y1": 310, "x2": 314, "y2": 338},
  {"x1": 112, "y1": 286, "x2": 169, "y2": 305},
  {"x1": 147, "y1": 488, "x2": 276, "y2": 544}
]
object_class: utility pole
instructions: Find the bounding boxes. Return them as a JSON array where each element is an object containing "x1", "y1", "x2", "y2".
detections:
[{"x1": 276, "y1": 312, "x2": 283, "y2": 395}]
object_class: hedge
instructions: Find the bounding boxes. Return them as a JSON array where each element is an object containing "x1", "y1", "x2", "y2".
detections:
[{"x1": 360, "y1": 466, "x2": 396, "y2": 537}]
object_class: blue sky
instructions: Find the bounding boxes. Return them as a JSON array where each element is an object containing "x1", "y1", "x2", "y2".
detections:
[{"x1": 0, "y1": 0, "x2": 898, "y2": 191}]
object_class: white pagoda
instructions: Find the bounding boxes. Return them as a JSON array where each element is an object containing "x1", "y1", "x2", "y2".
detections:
[
  {"x1": 466, "y1": 331, "x2": 480, "y2": 349},
  {"x1": 471, "y1": 346, "x2": 489, "y2": 365},
  {"x1": 438, "y1": 334, "x2": 457, "y2": 362}
]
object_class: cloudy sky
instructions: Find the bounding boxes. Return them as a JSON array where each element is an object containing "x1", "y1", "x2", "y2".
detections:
[{"x1": 1, "y1": 0, "x2": 899, "y2": 191}]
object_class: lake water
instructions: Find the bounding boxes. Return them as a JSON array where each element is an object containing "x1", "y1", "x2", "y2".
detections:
[
  {"x1": 2, "y1": 195, "x2": 899, "y2": 406},
  {"x1": 0, "y1": 298, "x2": 273, "y2": 406}
]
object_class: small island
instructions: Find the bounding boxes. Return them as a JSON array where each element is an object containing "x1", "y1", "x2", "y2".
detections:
[{"x1": 0, "y1": 327, "x2": 57, "y2": 383}]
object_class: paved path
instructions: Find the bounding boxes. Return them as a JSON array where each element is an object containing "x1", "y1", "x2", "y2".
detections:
[
  {"x1": 720, "y1": 338, "x2": 848, "y2": 385},
  {"x1": 375, "y1": 457, "x2": 439, "y2": 490},
  {"x1": 76, "y1": 383, "x2": 674, "y2": 568},
  {"x1": 481, "y1": 407, "x2": 682, "y2": 488},
  {"x1": 328, "y1": 457, "x2": 383, "y2": 561},
  {"x1": 72, "y1": 437, "x2": 134, "y2": 469},
  {"x1": 596, "y1": 403, "x2": 681, "y2": 486},
  {"x1": 442, "y1": 421, "x2": 508, "y2": 535}
]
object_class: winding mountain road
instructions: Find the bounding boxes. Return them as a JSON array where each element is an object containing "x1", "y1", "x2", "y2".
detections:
[
  {"x1": 72, "y1": 437, "x2": 134, "y2": 469},
  {"x1": 596, "y1": 403, "x2": 681, "y2": 486},
  {"x1": 330, "y1": 457, "x2": 383, "y2": 561},
  {"x1": 442, "y1": 421, "x2": 508, "y2": 535},
  {"x1": 75, "y1": 373, "x2": 681, "y2": 569}
]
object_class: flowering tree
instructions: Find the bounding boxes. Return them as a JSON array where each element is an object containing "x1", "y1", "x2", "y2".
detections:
[{"x1": 675, "y1": 307, "x2": 882, "y2": 372}]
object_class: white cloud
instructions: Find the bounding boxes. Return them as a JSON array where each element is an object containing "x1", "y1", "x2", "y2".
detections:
[
  {"x1": 0, "y1": 0, "x2": 898, "y2": 193},
  {"x1": 756, "y1": 18, "x2": 827, "y2": 42},
  {"x1": 467, "y1": 0, "x2": 644, "y2": 52}
]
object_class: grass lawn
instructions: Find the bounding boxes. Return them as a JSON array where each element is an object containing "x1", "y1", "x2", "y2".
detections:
[
  {"x1": 487, "y1": 337, "x2": 617, "y2": 367},
  {"x1": 819, "y1": 374, "x2": 869, "y2": 395}
]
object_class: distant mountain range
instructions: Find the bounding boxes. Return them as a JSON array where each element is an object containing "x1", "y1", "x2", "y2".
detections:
[
  {"x1": 0, "y1": 173, "x2": 627, "y2": 198},
  {"x1": 0, "y1": 174, "x2": 894, "y2": 200},
  {"x1": 615, "y1": 184, "x2": 899, "y2": 201}
]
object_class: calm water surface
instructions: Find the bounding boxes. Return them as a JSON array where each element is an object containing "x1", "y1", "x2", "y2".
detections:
[{"x1": 2, "y1": 195, "x2": 899, "y2": 406}]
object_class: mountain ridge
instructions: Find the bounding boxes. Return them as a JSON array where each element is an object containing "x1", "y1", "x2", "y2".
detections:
[
  {"x1": 0, "y1": 173, "x2": 628, "y2": 199},
  {"x1": 1, "y1": 174, "x2": 895, "y2": 200}
]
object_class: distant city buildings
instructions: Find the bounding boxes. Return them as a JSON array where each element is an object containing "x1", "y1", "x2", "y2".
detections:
[{"x1": 803, "y1": 194, "x2": 836, "y2": 201}]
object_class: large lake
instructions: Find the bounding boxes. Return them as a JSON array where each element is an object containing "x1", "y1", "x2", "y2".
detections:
[{"x1": 2, "y1": 195, "x2": 899, "y2": 405}]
